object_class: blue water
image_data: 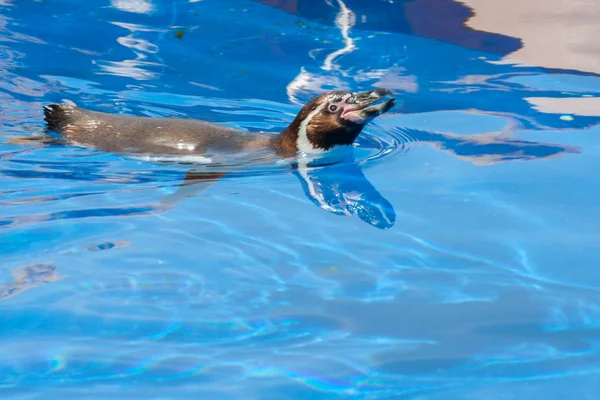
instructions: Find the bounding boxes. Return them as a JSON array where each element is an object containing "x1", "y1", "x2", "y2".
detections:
[{"x1": 1, "y1": 0, "x2": 600, "y2": 398}]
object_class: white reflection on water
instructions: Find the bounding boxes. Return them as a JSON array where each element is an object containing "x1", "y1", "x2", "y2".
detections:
[
  {"x1": 111, "y1": 0, "x2": 154, "y2": 14},
  {"x1": 286, "y1": 0, "x2": 360, "y2": 105},
  {"x1": 96, "y1": 21, "x2": 164, "y2": 80},
  {"x1": 322, "y1": 0, "x2": 356, "y2": 71}
]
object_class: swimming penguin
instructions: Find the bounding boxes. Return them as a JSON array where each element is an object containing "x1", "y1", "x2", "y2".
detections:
[
  {"x1": 41, "y1": 88, "x2": 395, "y2": 161},
  {"x1": 25, "y1": 89, "x2": 397, "y2": 229}
]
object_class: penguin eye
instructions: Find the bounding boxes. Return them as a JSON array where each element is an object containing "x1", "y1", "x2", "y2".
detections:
[{"x1": 328, "y1": 104, "x2": 338, "y2": 113}]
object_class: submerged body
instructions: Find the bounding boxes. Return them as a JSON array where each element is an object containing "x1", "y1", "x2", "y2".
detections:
[{"x1": 42, "y1": 88, "x2": 396, "y2": 162}]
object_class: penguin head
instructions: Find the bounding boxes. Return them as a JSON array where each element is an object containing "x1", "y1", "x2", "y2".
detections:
[{"x1": 281, "y1": 88, "x2": 396, "y2": 154}]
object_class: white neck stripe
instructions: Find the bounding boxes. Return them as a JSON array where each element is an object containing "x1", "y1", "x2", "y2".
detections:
[{"x1": 296, "y1": 102, "x2": 327, "y2": 154}]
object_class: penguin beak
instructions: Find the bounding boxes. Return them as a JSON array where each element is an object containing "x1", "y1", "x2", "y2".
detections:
[{"x1": 342, "y1": 88, "x2": 396, "y2": 121}]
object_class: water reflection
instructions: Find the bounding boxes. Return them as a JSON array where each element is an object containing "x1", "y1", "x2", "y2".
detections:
[
  {"x1": 257, "y1": 0, "x2": 523, "y2": 55},
  {"x1": 293, "y1": 156, "x2": 396, "y2": 229},
  {"x1": 159, "y1": 153, "x2": 396, "y2": 230},
  {"x1": 525, "y1": 97, "x2": 600, "y2": 118},
  {"x1": 0, "y1": 263, "x2": 63, "y2": 300},
  {"x1": 396, "y1": 126, "x2": 580, "y2": 165},
  {"x1": 96, "y1": 21, "x2": 164, "y2": 81}
]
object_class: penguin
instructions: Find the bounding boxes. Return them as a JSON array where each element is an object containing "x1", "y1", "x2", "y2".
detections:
[
  {"x1": 20, "y1": 88, "x2": 397, "y2": 229},
  {"x1": 41, "y1": 88, "x2": 395, "y2": 162}
]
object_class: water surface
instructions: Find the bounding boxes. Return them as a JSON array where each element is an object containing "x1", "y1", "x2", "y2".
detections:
[{"x1": 1, "y1": 0, "x2": 600, "y2": 398}]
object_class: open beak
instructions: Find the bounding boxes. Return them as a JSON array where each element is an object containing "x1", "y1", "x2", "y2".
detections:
[{"x1": 343, "y1": 88, "x2": 396, "y2": 120}]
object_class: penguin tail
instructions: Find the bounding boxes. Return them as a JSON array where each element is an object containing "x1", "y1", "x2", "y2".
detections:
[{"x1": 43, "y1": 103, "x2": 77, "y2": 134}]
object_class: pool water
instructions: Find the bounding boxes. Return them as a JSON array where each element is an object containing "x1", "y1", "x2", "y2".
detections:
[{"x1": 1, "y1": 0, "x2": 600, "y2": 398}]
